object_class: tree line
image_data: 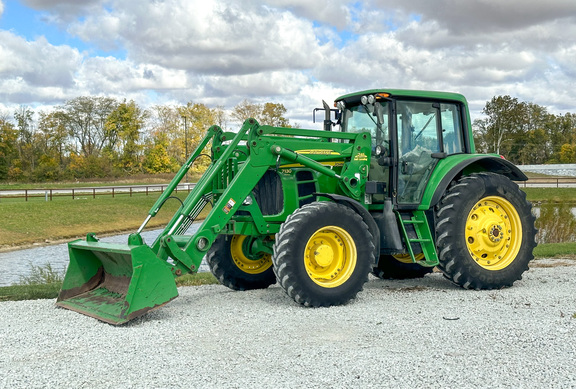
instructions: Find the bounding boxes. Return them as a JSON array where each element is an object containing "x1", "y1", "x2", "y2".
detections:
[
  {"x1": 0, "y1": 97, "x2": 292, "y2": 182},
  {"x1": 473, "y1": 95, "x2": 576, "y2": 165},
  {"x1": 1, "y1": 94, "x2": 575, "y2": 182}
]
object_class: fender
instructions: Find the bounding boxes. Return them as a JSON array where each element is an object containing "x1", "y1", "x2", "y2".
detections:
[
  {"x1": 316, "y1": 193, "x2": 380, "y2": 264},
  {"x1": 420, "y1": 155, "x2": 528, "y2": 210}
]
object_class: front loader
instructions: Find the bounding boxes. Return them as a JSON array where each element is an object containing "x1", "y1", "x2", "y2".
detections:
[{"x1": 56, "y1": 89, "x2": 537, "y2": 324}]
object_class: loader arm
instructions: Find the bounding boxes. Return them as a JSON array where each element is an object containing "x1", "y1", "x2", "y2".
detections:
[
  {"x1": 56, "y1": 118, "x2": 372, "y2": 324},
  {"x1": 153, "y1": 122, "x2": 372, "y2": 276}
]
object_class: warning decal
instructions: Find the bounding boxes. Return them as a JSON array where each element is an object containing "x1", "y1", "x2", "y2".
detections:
[{"x1": 223, "y1": 198, "x2": 236, "y2": 214}]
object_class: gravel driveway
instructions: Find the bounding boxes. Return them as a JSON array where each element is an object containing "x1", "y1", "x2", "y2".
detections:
[{"x1": 1, "y1": 259, "x2": 575, "y2": 388}]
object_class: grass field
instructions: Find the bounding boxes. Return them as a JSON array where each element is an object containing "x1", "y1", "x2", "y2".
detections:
[
  {"x1": 0, "y1": 192, "x2": 210, "y2": 248},
  {"x1": 522, "y1": 187, "x2": 576, "y2": 203}
]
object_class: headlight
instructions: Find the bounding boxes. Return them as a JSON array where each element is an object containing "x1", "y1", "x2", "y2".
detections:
[{"x1": 336, "y1": 101, "x2": 346, "y2": 110}]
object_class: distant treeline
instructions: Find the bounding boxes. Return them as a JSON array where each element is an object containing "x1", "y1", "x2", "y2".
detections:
[
  {"x1": 1, "y1": 94, "x2": 575, "y2": 182},
  {"x1": 473, "y1": 95, "x2": 576, "y2": 164},
  {"x1": 0, "y1": 98, "x2": 291, "y2": 182}
]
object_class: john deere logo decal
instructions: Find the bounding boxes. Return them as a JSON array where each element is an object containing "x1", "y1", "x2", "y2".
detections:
[{"x1": 354, "y1": 152, "x2": 368, "y2": 161}]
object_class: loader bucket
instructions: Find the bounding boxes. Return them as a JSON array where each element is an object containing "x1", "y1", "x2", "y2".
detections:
[{"x1": 56, "y1": 239, "x2": 178, "y2": 325}]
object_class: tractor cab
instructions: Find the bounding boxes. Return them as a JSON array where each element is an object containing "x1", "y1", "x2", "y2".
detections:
[{"x1": 335, "y1": 90, "x2": 469, "y2": 206}]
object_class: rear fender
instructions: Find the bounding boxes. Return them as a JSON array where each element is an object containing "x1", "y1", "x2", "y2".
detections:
[{"x1": 420, "y1": 155, "x2": 527, "y2": 210}]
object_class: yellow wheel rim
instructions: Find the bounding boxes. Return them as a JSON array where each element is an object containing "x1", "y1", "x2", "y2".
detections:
[
  {"x1": 230, "y1": 235, "x2": 273, "y2": 274},
  {"x1": 392, "y1": 253, "x2": 425, "y2": 264},
  {"x1": 465, "y1": 196, "x2": 522, "y2": 271},
  {"x1": 304, "y1": 226, "x2": 357, "y2": 288}
]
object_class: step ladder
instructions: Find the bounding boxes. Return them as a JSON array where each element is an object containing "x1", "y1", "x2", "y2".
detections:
[{"x1": 396, "y1": 210, "x2": 439, "y2": 267}]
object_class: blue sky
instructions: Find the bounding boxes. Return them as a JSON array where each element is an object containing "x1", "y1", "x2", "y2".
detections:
[{"x1": 1, "y1": 0, "x2": 576, "y2": 125}]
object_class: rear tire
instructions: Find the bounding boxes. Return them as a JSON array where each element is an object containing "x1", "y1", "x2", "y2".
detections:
[
  {"x1": 273, "y1": 202, "x2": 374, "y2": 307},
  {"x1": 435, "y1": 173, "x2": 536, "y2": 289},
  {"x1": 372, "y1": 254, "x2": 433, "y2": 279},
  {"x1": 206, "y1": 235, "x2": 276, "y2": 291}
]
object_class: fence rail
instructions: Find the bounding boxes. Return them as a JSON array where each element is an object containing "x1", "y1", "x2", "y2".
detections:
[
  {"x1": 0, "y1": 184, "x2": 195, "y2": 202},
  {"x1": 1, "y1": 177, "x2": 575, "y2": 202},
  {"x1": 516, "y1": 177, "x2": 576, "y2": 188}
]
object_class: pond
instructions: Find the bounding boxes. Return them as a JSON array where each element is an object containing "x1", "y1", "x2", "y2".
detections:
[{"x1": 0, "y1": 224, "x2": 207, "y2": 287}]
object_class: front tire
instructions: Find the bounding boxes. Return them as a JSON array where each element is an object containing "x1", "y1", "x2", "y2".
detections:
[
  {"x1": 435, "y1": 173, "x2": 536, "y2": 289},
  {"x1": 273, "y1": 202, "x2": 374, "y2": 307},
  {"x1": 206, "y1": 235, "x2": 276, "y2": 291}
]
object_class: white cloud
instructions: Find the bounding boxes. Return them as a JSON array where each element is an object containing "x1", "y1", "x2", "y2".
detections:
[
  {"x1": 69, "y1": 0, "x2": 324, "y2": 75},
  {"x1": 0, "y1": 1, "x2": 4, "y2": 19},
  {"x1": 0, "y1": 31, "x2": 82, "y2": 104},
  {"x1": 22, "y1": 0, "x2": 104, "y2": 23},
  {"x1": 370, "y1": 0, "x2": 576, "y2": 34},
  {"x1": 265, "y1": 0, "x2": 350, "y2": 29},
  {"x1": 1, "y1": 0, "x2": 576, "y2": 122}
]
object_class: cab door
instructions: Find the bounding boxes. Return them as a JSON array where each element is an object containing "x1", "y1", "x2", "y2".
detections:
[
  {"x1": 394, "y1": 100, "x2": 467, "y2": 205},
  {"x1": 395, "y1": 100, "x2": 442, "y2": 205}
]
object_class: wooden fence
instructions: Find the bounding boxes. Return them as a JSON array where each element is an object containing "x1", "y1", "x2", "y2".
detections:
[{"x1": 0, "y1": 184, "x2": 195, "y2": 202}]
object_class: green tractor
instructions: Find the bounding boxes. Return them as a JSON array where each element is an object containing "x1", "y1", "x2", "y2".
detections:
[{"x1": 56, "y1": 89, "x2": 537, "y2": 324}]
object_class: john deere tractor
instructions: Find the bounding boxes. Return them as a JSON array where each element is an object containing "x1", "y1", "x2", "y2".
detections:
[{"x1": 56, "y1": 89, "x2": 537, "y2": 324}]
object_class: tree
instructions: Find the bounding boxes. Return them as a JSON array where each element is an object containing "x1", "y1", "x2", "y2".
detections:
[
  {"x1": 261, "y1": 103, "x2": 290, "y2": 127},
  {"x1": 142, "y1": 131, "x2": 178, "y2": 174},
  {"x1": 549, "y1": 113, "x2": 576, "y2": 163},
  {"x1": 480, "y1": 95, "x2": 525, "y2": 158},
  {"x1": 62, "y1": 96, "x2": 119, "y2": 158},
  {"x1": 37, "y1": 111, "x2": 69, "y2": 168},
  {"x1": 14, "y1": 106, "x2": 37, "y2": 174},
  {"x1": 231, "y1": 100, "x2": 291, "y2": 127},
  {"x1": 231, "y1": 99, "x2": 261, "y2": 124},
  {"x1": 0, "y1": 115, "x2": 18, "y2": 180},
  {"x1": 105, "y1": 100, "x2": 148, "y2": 173}
]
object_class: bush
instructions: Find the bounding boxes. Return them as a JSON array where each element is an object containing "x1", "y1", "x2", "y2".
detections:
[{"x1": 19, "y1": 262, "x2": 65, "y2": 285}]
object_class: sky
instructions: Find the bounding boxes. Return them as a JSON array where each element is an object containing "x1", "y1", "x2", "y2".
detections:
[{"x1": 1, "y1": 0, "x2": 576, "y2": 127}]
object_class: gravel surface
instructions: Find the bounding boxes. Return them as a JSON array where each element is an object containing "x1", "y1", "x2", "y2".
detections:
[{"x1": 1, "y1": 259, "x2": 575, "y2": 389}]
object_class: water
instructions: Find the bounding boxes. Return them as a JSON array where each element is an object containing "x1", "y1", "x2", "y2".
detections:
[{"x1": 0, "y1": 224, "x2": 208, "y2": 287}]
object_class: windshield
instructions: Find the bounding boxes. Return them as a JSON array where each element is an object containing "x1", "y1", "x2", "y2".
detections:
[{"x1": 341, "y1": 101, "x2": 389, "y2": 148}]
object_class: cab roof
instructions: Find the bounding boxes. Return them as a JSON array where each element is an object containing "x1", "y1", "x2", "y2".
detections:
[{"x1": 335, "y1": 89, "x2": 468, "y2": 105}]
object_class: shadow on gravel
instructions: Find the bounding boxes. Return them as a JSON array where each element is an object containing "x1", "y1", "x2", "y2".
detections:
[{"x1": 364, "y1": 273, "x2": 462, "y2": 292}]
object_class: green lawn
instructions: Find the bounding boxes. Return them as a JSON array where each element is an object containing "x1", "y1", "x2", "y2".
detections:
[
  {"x1": 522, "y1": 187, "x2": 576, "y2": 203},
  {"x1": 0, "y1": 192, "x2": 205, "y2": 247}
]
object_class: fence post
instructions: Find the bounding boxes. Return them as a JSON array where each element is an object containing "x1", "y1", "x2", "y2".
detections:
[
  {"x1": 50, "y1": 189, "x2": 53, "y2": 201},
  {"x1": 93, "y1": 188, "x2": 96, "y2": 199},
  {"x1": 112, "y1": 188, "x2": 115, "y2": 198},
  {"x1": 130, "y1": 187, "x2": 132, "y2": 197},
  {"x1": 25, "y1": 189, "x2": 28, "y2": 202},
  {"x1": 72, "y1": 188, "x2": 75, "y2": 200}
]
